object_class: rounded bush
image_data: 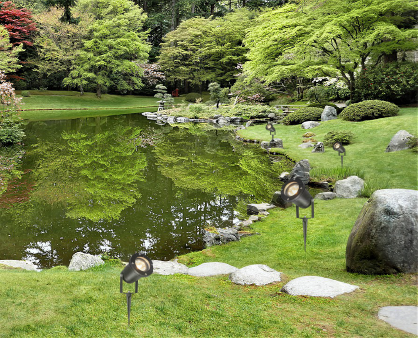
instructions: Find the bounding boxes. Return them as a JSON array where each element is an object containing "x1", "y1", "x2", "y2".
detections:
[
  {"x1": 184, "y1": 92, "x2": 201, "y2": 103},
  {"x1": 340, "y1": 100, "x2": 399, "y2": 121},
  {"x1": 323, "y1": 131, "x2": 354, "y2": 146},
  {"x1": 282, "y1": 107, "x2": 323, "y2": 125},
  {"x1": 21, "y1": 90, "x2": 30, "y2": 97}
]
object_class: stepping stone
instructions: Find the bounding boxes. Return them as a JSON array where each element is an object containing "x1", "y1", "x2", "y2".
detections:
[
  {"x1": 230, "y1": 264, "x2": 282, "y2": 286},
  {"x1": 152, "y1": 260, "x2": 189, "y2": 275},
  {"x1": 281, "y1": 276, "x2": 359, "y2": 298},
  {"x1": 378, "y1": 306, "x2": 418, "y2": 335},
  {"x1": 188, "y1": 262, "x2": 238, "y2": 277},
  {"x1": 0, "y1": 260, "x2": 38, "y2": 271}
]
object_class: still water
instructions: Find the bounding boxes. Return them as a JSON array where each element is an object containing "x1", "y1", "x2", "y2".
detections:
[{"x1": 0, "y1": 113, "x2": 284, "y2": 269}]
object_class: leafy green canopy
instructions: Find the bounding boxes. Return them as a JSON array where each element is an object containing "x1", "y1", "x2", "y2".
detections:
[
  {"x1": 244, "y1": 0, "x2": 418, "y2": 98},
  {"x1": 63, "y1": 0, "x2": 150, "y2": 97}
]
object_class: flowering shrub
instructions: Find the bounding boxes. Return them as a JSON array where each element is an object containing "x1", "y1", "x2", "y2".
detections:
[
  {"x1": 0, "y1": 71, "x2": 21, "y2": 118},
  {"x1": 354, "y1": 62, "x2": 418, "y2": 104}
]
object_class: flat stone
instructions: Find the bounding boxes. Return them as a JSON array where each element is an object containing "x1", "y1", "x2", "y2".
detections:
[
  {"x1": 230, "y1": 264, "x2": 282, "y2": 286},
  {"x1": 188, "y1": 262, "x2": 238, "y2": 277},
  {"x1": 68, "y1": 252, "x2": 104, "y2": 271},
  {"x1": 315, "y1": 192, "x2": 337, "y2": 200},
  {"x1": 301, "y1": 121, "x2": 320, "y2": 129},
  {"x1": 0, "y1": 260, "x2": 38, "y2": 271},
  {"x1": 152, "y1": 260, "x2": 189, "y2": 275},
  {"x1": 247, "y1": 203, "x2": 276, "y2": 215},
  {"x1": 281, "y1": 276, "x2": 359, "y2": 298},
  {"x1": 378, "y1": 306, "x2": 418, "y2": 335},
  {"x1": 299, "y1": 142, "x2": 314, "y2": 148}
]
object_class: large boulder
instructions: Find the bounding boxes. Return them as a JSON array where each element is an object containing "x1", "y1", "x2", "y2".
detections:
[
  {"x1": 346, "y1": 189, "x2": 418, "y2": 274},
  {"x1": 334, "y1": 176, "x2": 364, "y2": 198},
  {"x1": 68, "y1": 252, "x2": 104, "y2": 271},
  {"x1": 321, "y1": 106, "x2": 337, "y2": 121},
  {"x1": 269, "y1": 138, "x2": 283, "y2": 149},
  {"x1": 385, "y1": 130, "x2": 414, "y2": 152},
  {"x1": 289, "y1": 159, "x2": 310, "y2": 185},
  {"x1": 271, "y1": 191, "x2": 292, "y2": 208}
]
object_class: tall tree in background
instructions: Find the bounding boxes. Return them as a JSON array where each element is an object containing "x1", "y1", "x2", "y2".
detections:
[
  {"x1": 0, "y1": 26, "x2": 23, "y2": 73},
  {"x1": 244, "y1": 0, "x2": 418, "y2": 100},
  {"x1": 63, "y1": 0, "x2": 150, "y2": 97},
  {"x1": 42, "y1": 0, "x2": 75, "y2": 23}
]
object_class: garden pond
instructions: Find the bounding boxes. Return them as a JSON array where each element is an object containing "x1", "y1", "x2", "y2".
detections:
[{"x1": 0, "y1": 113, "x2": 289, "y2": 269}]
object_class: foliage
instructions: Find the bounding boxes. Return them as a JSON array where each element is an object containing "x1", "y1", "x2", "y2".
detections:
[
  {"x1": 33, "y1": 7, "x2": 91, "y2": 90},
  {"x1": 154, "y1": 84, "x2": 174, "y2": 107},
  {"x1": 0, "y1": 25, "x2": 23, "y2": 74},
  {"x1": 158, "y1": 9, "x2": 253, "y2": 87},
  {"x1": 21, "y1": 90, "x2": 30, "y2": 97},
  {"x1": 354, "y1": 62, "x2": 418, "y2": 104},
  {"x1": 406, "y1": 135, "x2": 418, "y2": 152},
  {"x1": 282, "y1": 107, "x2": 323, "y2": 125},
  {"x1": 43, "y1": 0, "x2": 76, "y2": 23},
  {"x1": 310, "y1": 166, "x2": 364, "y2": 183},
  {"x1": 340, "y1": 100, "x2": 399, "y2": 122},
  {"x1": 306, "y1": 86, "x2": 330, "y2": 104},
  {"x1": 0, "y1": 71, "x2": 21, "y2": 117},
  {"x1": 0, "y1": 119, "x2": 25, "y2": 146},
  {"x1": 136, "y1": 63, "x2": 165, "y2": 94},
  {"x1": 0, "y1": 1, "x2": 37, "y2": 47},
  {"x1": 208, "y1": 82, "x2": 229, "y2": 108},
  {"x1": 323, "y1": 131, "x2": 354, "y2": 146},
  {"x1": 244, "y1": 0, "x2": 418, "y2": 99},
  {"x1": 184, "y1": 92, "x2": 201, "y2": 103},
  {"x1": 63, "y1": 0, "x2": 149, "y2": 97},
  {"x1": 307, "y1": 102, "x2": 342, "y2": 114}
]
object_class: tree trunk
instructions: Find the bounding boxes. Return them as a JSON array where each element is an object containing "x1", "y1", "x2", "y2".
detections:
[
  {"x1": 383, "y1": 51, "x2": 397, "y2": 63},
  {"x1": 96, "y1": 84, "x2": 102, "y2": 98},
  {"x1": 210, "y1": 3, "x2": 215, "y2": 15},
  {"x1": 171, "y1": 0, "x2": 177, "y2": 31},
  {"x1": 191, "y1": 3, "x2": 195, "y2": 14}
]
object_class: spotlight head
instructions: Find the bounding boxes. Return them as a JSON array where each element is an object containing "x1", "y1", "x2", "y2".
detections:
[
  {"x1": 280, "y1": 178, "x2": 313, "y2": 208},
  {"x1": 121, "y1": 253, "x2": 153, "y2": 284},
  {"x1": 265, "y1": 123, "x2": 276, "y2": 133},
  {"x1": 333, "y1": 142, "x2": 346, "y2": 154}
]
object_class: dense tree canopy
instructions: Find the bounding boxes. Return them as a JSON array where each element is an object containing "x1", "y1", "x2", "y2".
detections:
[
  {"x1": 0, "y1": 26, "x2": 23, "y2": 74},
  {"x1": 244, "y1": 0, "x2": 418, "y2": 99},
  {"x1": 63, "y1": 0, "x2": 150, "y2": 97}
]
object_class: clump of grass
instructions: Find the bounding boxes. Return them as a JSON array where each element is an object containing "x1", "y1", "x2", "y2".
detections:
[
  {"x1": 310, "y1": 166, "x2": 364, "y2": 183},
  {"x1": 360, "y1": 178, "x2": 391, "y2": 197}
]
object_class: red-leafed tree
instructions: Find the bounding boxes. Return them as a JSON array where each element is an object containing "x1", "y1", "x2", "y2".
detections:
[{"x1": 0, "y1": 1, "x2": 37, "y2": 48}]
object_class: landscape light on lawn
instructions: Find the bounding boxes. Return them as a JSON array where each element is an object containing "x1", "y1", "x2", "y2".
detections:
[
  {"x1": 265, "y1": 122, "x2": 276, "y2": 141},
  {"x1": 281, "y1": 178, "x2": 314, "y2": 251},
  {"x1": 120, "y1": 253, "x2": 153, "y2": 325},
  {"x1": 333, "y1": 142, "x2": 346, "y2": 168}
]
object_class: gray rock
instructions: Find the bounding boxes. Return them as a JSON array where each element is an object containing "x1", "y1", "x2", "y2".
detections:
[
  {"x1": 271, "y1": 191, "x2": 292, "y2": 208},
  {"x1": 269, "y1": 138, "x2": 283, "y2": 149},
  {"x1": 152, "y1": 260, "x2": 189, "y2": 275},
  {"x1": 311, "y1": 142, "x2": 324, "y2": 153},
  {"x1": 334, "y1": 176, "x2": 364, "y2": 198},
  {"x1": 281, "y1": 276, "x2": 359, "y2": 298},
  {"x1": 321, "y1": 106, "x2": 337, "y2": 121},
  {"x1": 248, "y1": 215, "x2": 261, "y2": 222},
  {"x1": 245, "y1": 121, "x2": 254, "y2": 128},
  {"x1": 386, "y1": 130, "x2": 414, "y2": 152},
  {"x1": 0, "y1": 260, "x2": 38, "y2": 271},
  {"x1": 378, "y1": 306, "x2": 418, "y2": 335},
  {"x1": 68, "y1": 252, "x2": 104, "y2": 271},
  {"x1": 260, "y1": 141, "x2": 270, "y2": 150},
  {"x1": 346, "y1": 189, "x2": 418, "y2": 274},
  {"x1": 230, "y1": 264, "x2": 282, "y2": 286},
  {"x1": 188, "y1": 262, "x2": 238, "y2": 277},
  {"x1": 315, "y1": 192, "x2": 337, "y2": 200},
  {"x1": 203, "y1": 228, "x2": 240, "y2": 247},
  {"x1": 230, "y1": 116, "x2": 243, "y2": 124},
  {"x1": 247, "y1": 203, "x2": 276, "y2": 215},
  {"x1": 299, "y1": 142, "x2": 314, "y2": 149},
  {"x1": 176, "y1": 117, "x2": 190, "y2": 123},
  {"x1": 289, "y1": 159, "x2": 310, "y2": 185},
  {"x1": 279, "y1": 172, "x2": 290, "y2": 182},
  {"x1": 301, "y1": 121, "x2": 320, "y2": 129},
  {"x1": 167, "y1": 116, "x2": 177, "y2": 124}
]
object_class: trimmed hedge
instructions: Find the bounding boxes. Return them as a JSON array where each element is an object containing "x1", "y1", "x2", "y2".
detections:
[
  {"x1": 282, "y1": 107, "x2": 323, "y2": 125},
  {"x1": 308, "y1": 102, "x2": 343, "y2": 114},
  {"x1": 340, "y1": 100, "x2": 399, "y2": 122},
  {"x1": 184, "y1": 92, "x2": 201, "y2": 103},
  {"x1": 323, "y1": 131, "x2": 354, "y2": 146}
]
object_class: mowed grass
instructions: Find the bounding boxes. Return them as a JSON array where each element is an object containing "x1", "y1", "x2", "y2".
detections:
[
  {"x1": 0, "y1": 198, "x2": 417, "y2": 337},
  {"x1": 0, "y1": 105, "x2": 417, "y2": 337},
  {"x1": 238, "y1": 107, "x2": 418, "y2": 190}
]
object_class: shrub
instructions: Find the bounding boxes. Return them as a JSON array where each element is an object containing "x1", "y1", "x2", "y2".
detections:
[
  {"x1": 218, "y1": 104, "x2": 278, "y2": 119},
  {"x1": 354, "y1": 62, "x2": 418, "y2": 104},
  {"x1": 407, "y1": 136, "x2": 418, "y2": 152},
  {"x1": 184, "y1": 92, "x2": 201, "y2": 103},
  {"x1": 282, "y1": 107, "x2": 323, "y2": 125},
  {"x1": 0, "y1": 121, "x2": 25, "y2": 146},
  {"x1": 323, "y1": 131, "x2": 354, "y2": 146},
  {"x1": 21, "y1": 90, "x2": 30, "y2": 97},
  {"x1": 340, "y1": 100, "x2": 399, "y2": 121},
  {"x1": 306, "y1": 86, "x2": 330, "y2": 103},
  {"x1": 187, "y1": 103, "x2": 208, "y2": 118}
]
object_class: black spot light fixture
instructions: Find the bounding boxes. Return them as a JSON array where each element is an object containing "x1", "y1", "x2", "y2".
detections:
[
  {"x1": 281, "y1": 178, "x2": 314, "y2": 251},
  {"x1": 120, "y1": 253, "x2": 153, "y2": 325},
  {"x1": 333, "y1": 142, "x2": 346, "y2": 168},
  {"x1": 266, "y1": 122, "x2": 276, "y2": 141}
]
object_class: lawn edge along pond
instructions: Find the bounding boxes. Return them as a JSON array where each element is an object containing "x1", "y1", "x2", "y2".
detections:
[{"x1": 0, "y1": 98, "x2": 417, "y2": 337}]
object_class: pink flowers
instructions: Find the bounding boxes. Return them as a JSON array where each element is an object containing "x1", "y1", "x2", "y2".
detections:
[{"x1": 0, "y1": 71, "x2": 21, "y2": 115}]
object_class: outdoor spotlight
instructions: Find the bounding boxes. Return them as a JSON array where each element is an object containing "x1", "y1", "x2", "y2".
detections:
[
  {"x1": 120, "y1": 253, "x2": 153, "y2": 325},
  {"x1": 333, "y1": 142, "x2": 346, "y2": 167},
  {"x1": 281, "y1": 178, "x2": 314, "y2": 251},
  {"x1": 265, "y1": 122, "x2": 276, "y2": 141}
]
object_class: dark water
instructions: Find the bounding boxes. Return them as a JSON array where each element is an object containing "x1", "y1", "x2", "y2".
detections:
[{"x1": 0, "y1": 113, "x2": 284, "y2": 269}]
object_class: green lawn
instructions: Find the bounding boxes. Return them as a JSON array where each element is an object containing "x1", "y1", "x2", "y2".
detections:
[{"x1": 0, "y1": 104, "x2": 417, "y2": 337}]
